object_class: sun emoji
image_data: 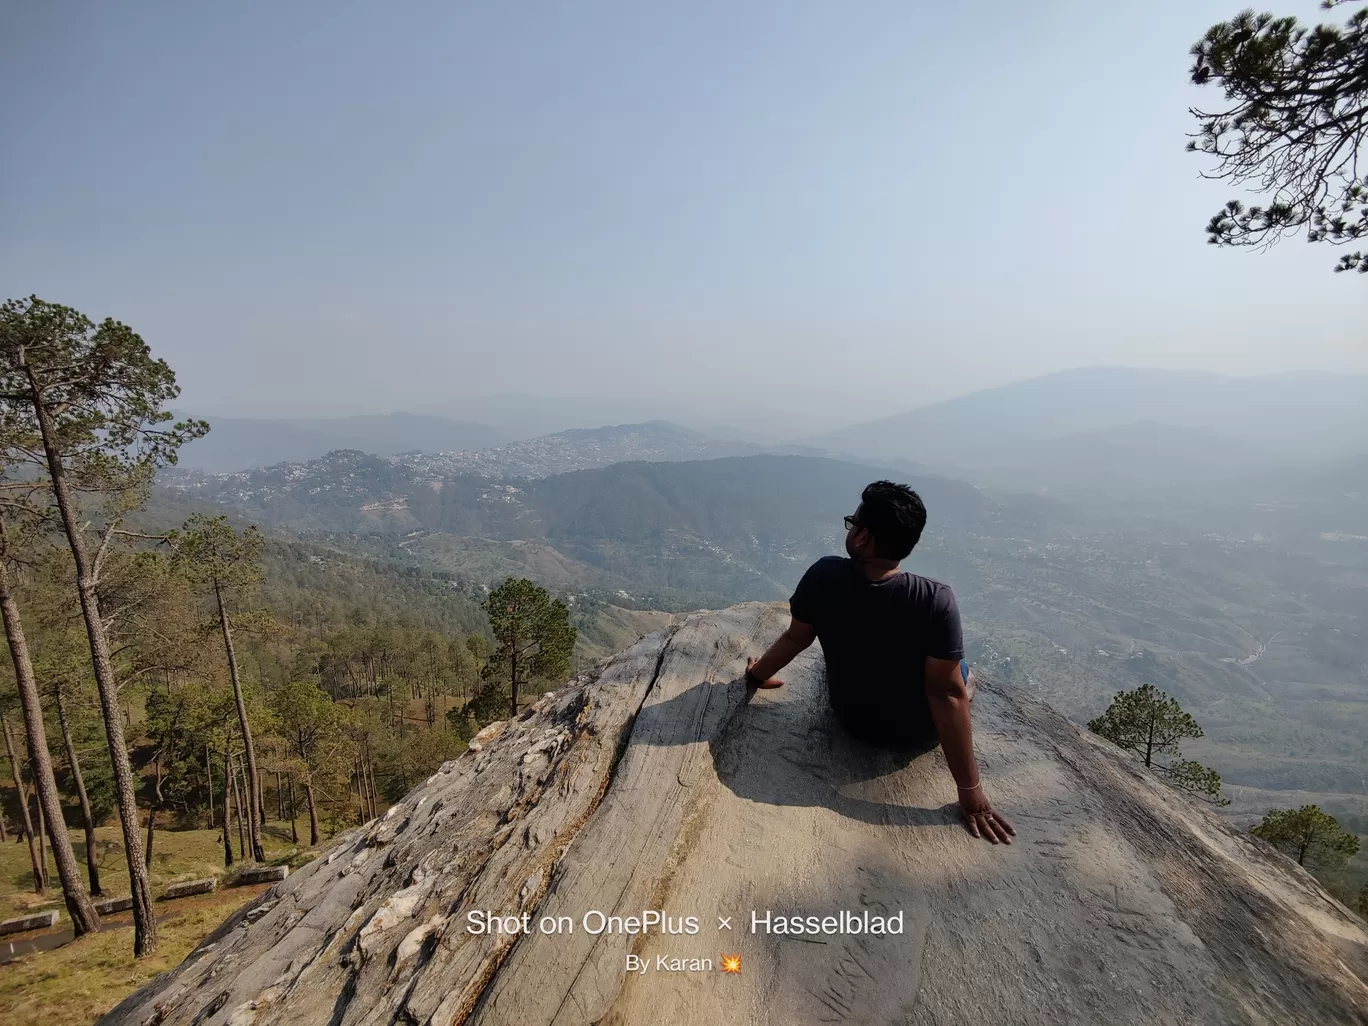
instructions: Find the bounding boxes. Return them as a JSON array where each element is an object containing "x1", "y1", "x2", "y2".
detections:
[{"x1": 720, "y1": 953, "x2": 742, "y2": 975}]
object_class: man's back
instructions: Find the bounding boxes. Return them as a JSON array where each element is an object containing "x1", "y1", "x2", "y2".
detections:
[{"x1": 789, "y1": 555, "x2": 963, "y2": 746}]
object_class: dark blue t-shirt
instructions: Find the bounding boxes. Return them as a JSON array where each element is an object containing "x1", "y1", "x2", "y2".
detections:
[{"x1": 789, "y1": 556, "x2": 964, "y2": 746}]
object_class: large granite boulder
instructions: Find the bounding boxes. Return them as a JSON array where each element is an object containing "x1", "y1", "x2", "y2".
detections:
[{"x1": 102, "y1": 604, "x2": 1368, "y2": 1026}]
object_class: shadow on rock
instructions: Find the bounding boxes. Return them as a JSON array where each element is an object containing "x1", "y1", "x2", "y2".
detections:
[{"x1": 633, "y1": 677, "x2": 961, "y2": 830}]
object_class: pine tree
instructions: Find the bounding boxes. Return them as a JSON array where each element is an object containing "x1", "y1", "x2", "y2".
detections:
[
  {"x1": 275, "y1": 678, "x2": 348, "y2": 846},
  {"x1": 173, "y1": 514, "x2": 268, "y2": 862},
  {"x1": 1088, "y1": 683, "x2": 1229, "y2": 804},
  {"x1": 0, "y1": 295, "x2": 207, "y2": 956},
  {"x1": 1251, "y1": 805, "x2": 1361, "y2": 870},
  {"x1": 1, "y1": 709, "x2": 45, "y2": 891},
  {"x1": 1187, "y1": 1, "x2": 1368, "y2": 273},
  {"x1": 481, "y1": 578, "x2": 576, "y2": 719},
  {"x1": 0, "y1": 519, "x2": 99, "y2": 933}
]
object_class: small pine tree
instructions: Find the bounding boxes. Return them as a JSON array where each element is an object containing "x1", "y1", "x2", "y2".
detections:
[
  {"x1": 481, "y1": 578, "x2": 575, "y2": 719},
  {"x1": 1088, "y1": 683, "x2": 1229, "y2": 805},
  {"x1": 1251, "y1": 805, "x2": 1362, "y2": 870}
]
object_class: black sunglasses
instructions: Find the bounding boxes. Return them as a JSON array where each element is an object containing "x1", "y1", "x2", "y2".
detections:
[{"x1": 843, "y1": 514, "x2": 861, "y2": 530}]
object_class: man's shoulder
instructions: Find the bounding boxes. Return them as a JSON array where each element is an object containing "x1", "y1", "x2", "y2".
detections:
[
  {"x1": 792, "y1": 556, "x2": 849, "y2": 602},
  {"x1": 900, "y1": 572, "x2": 958, "y2": 606},
  {"x1": 809, "y1": 555, "x2": 848, "y2": 571},
  {"x1": 802, "y1": 555, "x2": 852, "y2": 583},
  {"x1": 903, "y1": 571, "x2": 953, "y2": 591}
]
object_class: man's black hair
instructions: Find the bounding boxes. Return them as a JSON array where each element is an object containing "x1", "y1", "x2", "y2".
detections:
[{"x1": 858, "y1": 480, "x2": 926, "y2": 560}]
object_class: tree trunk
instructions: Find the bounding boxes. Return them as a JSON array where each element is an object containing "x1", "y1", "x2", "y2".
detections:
[
  {"x1": 215, "y1": 580, "x2": 265, "y2": 862},
  {"x1": 2, "y1": 712, "x2": 45, "y2": 892},
  {"x1": 510, "y1": 646, "x2": 519, "y2": 719},
  {"x1": 221, "y1": 741, "x2": 235, "y2": 868},
  {"x1": 144, "y1": 752, "x2": 163, "y2": 870},
  {"x1": 304, "y1": 777, "x2": 320, "y2": 846},
  {"x1": 24, "y1": 369, "x2": 156, "y2": 956},
  {"x1": 144, "y1": 802, "x2": 155, "y2": 868},
  {"x1": 34, "y1": 783, "x2": 49, "y2": 883},
  {"x1": 55, "y1": 683, "x2": 102, "y2": 895},
  {"x1": 1144, "y1": 711, "x2": 1156, "y2": 768},
  {"x1": 358, "y1": 757, "x2": 369, "y2": 820},
  {"x1": 370, "y1": 758, "x2": 380, "y2": 818},
  {"x1": 276, "y1": 770, "x2": 284, "y2": 822},
  {"x1": 365, "y1": 755, "x2": 379, "y2": 819},
  {"x1": 287, "y1": 775, "x2": 298, "y2": 844},
  {"x1": 205, "y1": 742, "x2": 215, "y2": 831},
  {"x1": 354, "y1": 760, "x2": 366, "y2": 824},
  {"x1": 231, "y1": 753, "x2": 247, "y2": 860}
]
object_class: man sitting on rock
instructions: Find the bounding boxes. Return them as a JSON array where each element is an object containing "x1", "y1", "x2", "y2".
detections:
[{"x1": 744, "y1": 479, "x2": 1015, "y2": 844}]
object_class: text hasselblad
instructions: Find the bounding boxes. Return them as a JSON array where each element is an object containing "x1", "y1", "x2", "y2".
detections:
[{"x1": 465, "y1": 909, "x2": 905, "y2": 936}]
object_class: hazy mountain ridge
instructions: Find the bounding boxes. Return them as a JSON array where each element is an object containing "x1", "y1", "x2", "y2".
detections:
[
  {"x1": 170, "y1": 418, "x2": 839, "y2": 479},
  {"x1": 162, "y1": 452, "x2": 992, "y2": 606},
  {"x1": 806, "y1": 368, "x2": 1368, "y2": 496},
  {"x1": 391, "y1": 420, "x2": 772, "y2": 478},
  {"x1": 174, "y1": 412, "x2": 508, "y2": 473},
  {"x1": 177, "y1": 370, "x2": 1368, "y2": 499}
]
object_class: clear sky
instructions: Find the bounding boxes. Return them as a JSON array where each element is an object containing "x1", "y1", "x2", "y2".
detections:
[{"x1": 2, "y1": 1, "x2": 1363, "y2": 435}]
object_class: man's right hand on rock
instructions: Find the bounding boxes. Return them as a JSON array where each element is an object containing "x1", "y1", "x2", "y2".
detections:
[
  {"x1": 745, "y1": 656, "x2": 786, "y2": 689},
  {"x1": 957, "y1": 786, "x2": 1015, "y2": 845}
]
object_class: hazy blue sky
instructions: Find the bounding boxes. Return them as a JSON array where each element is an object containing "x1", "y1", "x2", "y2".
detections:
[{"x1": 2, "y1": 1, "x2": 1363, "y2": 435}]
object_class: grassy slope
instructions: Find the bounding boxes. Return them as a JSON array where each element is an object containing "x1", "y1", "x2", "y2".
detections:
[
  {"x1": 0, "y1": 820, "x2": 325, "y2": 1025},
  {"x1": 572, "y1": 605, "x2": 674, "y2": 667},
  {"x1": 1, "y1": 885, "x2": 268, "y2": 1024},
  {"x1": 0, "y1": 820, "x2": 315, "y2": 923}
]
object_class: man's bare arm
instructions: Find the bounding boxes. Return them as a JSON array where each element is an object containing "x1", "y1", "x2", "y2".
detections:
[
  {"x1": 925, "y1": 656, "x2": 1014, "y2": 844},
  {"x1": 745, "y1": 618, "x2": 817, "y2": 688}
]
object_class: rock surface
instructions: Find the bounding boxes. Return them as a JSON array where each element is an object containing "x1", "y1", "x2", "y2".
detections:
[
  {"x1": 161, "y1": 879, "x2": 217, "y2": 900},
  {"x1": 236, "y1": 866, "x2": 291, "y2": 885},
  {"x1": 0, "y1": 910, "x2": 59, "y2": 936},
  {"x1": 102, "y1": 604, "x2": 1368, "y2": 1026}
]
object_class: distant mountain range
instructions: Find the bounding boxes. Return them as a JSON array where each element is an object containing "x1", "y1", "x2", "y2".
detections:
[
  {"x1": 171, "y1": 418, "x2": 881, "y2": 482},
  {"x1": 174, "y1": 412, "x2": 508, "y2": 473},
  {"x1": 805, "y1": 368, "x2": 1368, "y2": 496},
  {"x1": 181, "y1": 369, "x2": 1368, "y2": 499},
  {"x1": 162, "y1": 451, "x2": 989, "y2": 604},
  {"x1": 393, "y1": 421, "x2": 774, "y2": 478}
]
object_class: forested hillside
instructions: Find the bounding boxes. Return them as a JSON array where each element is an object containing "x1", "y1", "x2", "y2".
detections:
[
  {"x1": 164, "y1": 453, "x2": 991, "y2": 606},
  {"x1": 0, "y1": 522, "x2": 496, "y2": 854},
  {"x1": 0, "y1": 298, "x2": 623, "y2": 971}
]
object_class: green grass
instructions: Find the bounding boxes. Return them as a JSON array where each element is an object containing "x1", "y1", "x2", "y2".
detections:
[
  {"x1": 0, "y1": 819, "x2": 331, "y2": 1025},
  {"x1": 0, "y1": 819, "x2": 315, "y2": 922},
  {"x1": 0, "y1": 884, "x2": 269, "y2": 1024}
]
